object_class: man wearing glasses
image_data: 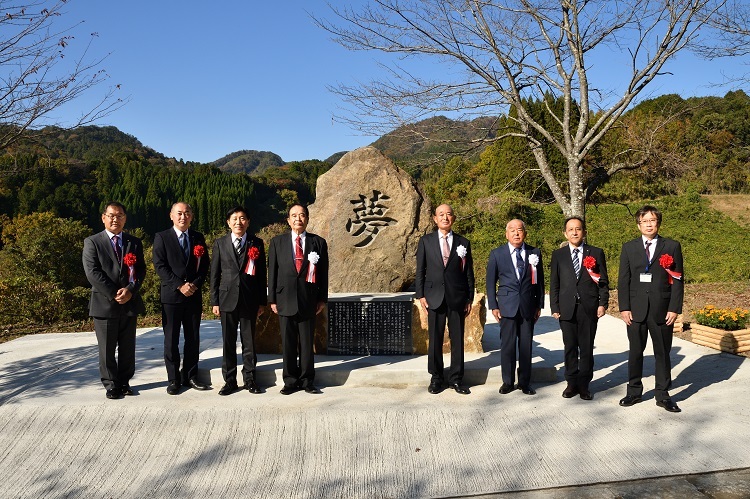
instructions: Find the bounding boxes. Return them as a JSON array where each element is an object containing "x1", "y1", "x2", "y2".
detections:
[
  {"x1": 618, "y1": 205, "x2": 684, "y2": 413},
  {"x1": 82, "y1": 202, "x2": 146, "y2": 400}
]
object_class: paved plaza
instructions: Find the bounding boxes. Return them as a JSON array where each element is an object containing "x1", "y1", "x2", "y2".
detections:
[{"x1": 1, "y1": 304, "x2": 749, "y2": 498}]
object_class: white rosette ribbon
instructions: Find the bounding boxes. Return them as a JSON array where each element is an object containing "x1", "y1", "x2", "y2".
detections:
[
  {"x1": 528, "y1": 253, "x2": 540, "y2": 284},
  {"x1": 456, "y1": 244, "x2": 467, "y2": 271},
  {"x1": 306, "y1": 251, "x2": 319, "y2": 283}
]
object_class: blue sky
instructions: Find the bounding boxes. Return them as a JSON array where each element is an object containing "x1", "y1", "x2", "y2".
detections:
[{"x1": 53, "y1": 1, "x2": 746, "y2": 164}]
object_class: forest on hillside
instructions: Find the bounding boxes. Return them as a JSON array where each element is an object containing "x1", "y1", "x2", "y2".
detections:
[{"x1": 0, "y1": 92, "x2": 749, "y2": 332}]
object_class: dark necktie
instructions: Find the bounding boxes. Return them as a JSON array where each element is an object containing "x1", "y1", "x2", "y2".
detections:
[
  {"x1": 645, "y1": 241, "x2": 651, "y2": 262},
  {"x1": 180, "y1": 233, "x2": 189, "y2": 260},
  {"x1": 112, "y1": 235, "x2": 122, "y2": 262},
  {"x1": 515, "y1": 247, "x2": 524, "y2": 280},
  {"x1": 234, "y1": 237, "x2": 242, "y2": 256},
  {"x1": 295, "y1": 235, "x2": 303, "y2": 272},
  {"x1": 573, "y1": 248, "x2": 580, "y2": 278}
]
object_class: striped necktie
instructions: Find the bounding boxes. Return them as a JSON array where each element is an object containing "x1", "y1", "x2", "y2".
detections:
[{"x1": 572, "y1": 248, "x2": 580, "y2": 278}]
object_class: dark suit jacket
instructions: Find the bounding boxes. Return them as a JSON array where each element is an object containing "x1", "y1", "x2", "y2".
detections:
[
  {"x1": 267, "y1": 231, "x2": 329, "y2": 319},
  {"x1": 152, "y1": 228, "x2": 209, "y2": 305},
  {"x1": 618, "y1": 236, "x2": 684, "y2": 323},
  {"x1": 415, "y1": 231, "x2": 475, "y2": 310},
  {"x1": 82, "y1": 230, "x2": 146, "y2": 318},
  {"x1": 209, "y1": 233, "x2": 267, "y2": 312},
  {"x1": 486, "y1": 243, "x2": 544, "y2": 320},
  {"x1": 550, "y1": 244, "x2": 609, "y2": 321}
]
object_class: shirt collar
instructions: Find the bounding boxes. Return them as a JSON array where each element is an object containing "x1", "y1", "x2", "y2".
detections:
[
  {"x1": 568, "y1": 243, "x2": 583, "y2": 254},
  {"x1": 105, "y1": 229, "x2": 122, "y2": 240},
  {"x1": 508, "y1": 242, "x2": 524, "y2": 253},
  {"x1": 642, "y1": 235, "x2": 658, "y2": 246},
  {"x1": 172, "y1": 226, "x2": 187, "y2": 238}
]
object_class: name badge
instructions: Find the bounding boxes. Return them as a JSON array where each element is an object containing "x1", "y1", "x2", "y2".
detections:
[{"x1": 640, "y1": 273, "x2": 652, "y2": 283}]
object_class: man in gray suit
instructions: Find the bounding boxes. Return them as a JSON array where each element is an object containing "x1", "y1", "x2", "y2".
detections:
[
  {"x1": 210, "y1": 206, "x2": 267, "y2": 396},
  {"x1": 82, "y1": 202, "x2": 146, "y2": 400}
]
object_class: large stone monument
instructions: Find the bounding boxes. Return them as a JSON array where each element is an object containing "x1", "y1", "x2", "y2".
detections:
[
  {"x1": 252, "y1": 146, "x2": 486, "y2": 355},
  {"x1": 307, "y1": 146, "x2": 432, "y2": 293}
]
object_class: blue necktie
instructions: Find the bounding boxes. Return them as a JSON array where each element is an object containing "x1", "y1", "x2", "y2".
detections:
[
  {"x1": 180, "y1": 233, "x2": 189, "y2": 260},
  {"x1": 573, "y1": 248, "x2": 580, "y2": 279},
  {"x1": 515, "y1": 248, "x2": 524, "y2": 280}
]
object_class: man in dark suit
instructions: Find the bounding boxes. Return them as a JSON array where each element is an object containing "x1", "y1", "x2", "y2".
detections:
[
  {"x1": 210, "y1": 206, "x2": 267, "y2": 396},
  {"x1": 486, "y1": 219, "x2": 544, "y2": 395},
  {"x1": 618, "y1": 205, "x2": 684, "y2": 413},
  {"x1": 550, "y1": 216, "x2": 609, "y2": 400},
  {"x1": 82, "y1": 202, "x2": 146, "y2": 400},
  {"x1": 153, "y1": 202, "x2": 211, "y2": 395},
  {"x1": 415, "y1": 204, "x2": 475, "y2": 395},
  {"x1": 268, "y1": 204, "x2": 329, "y2": 395}
]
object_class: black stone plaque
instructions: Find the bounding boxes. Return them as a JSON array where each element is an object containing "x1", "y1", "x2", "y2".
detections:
[{"x1": 327, "y1": 293, "x2": 413, "y2": 355}]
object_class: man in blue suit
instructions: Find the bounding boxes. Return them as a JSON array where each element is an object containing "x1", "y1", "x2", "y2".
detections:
[{"x1": 486, "y1": 219, "x2": 544, "y2": 395}]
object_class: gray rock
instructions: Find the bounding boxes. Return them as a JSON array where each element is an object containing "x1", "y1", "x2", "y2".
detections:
[{"x1": 307, "y1": 146, "x2": 432, "y2": 293}]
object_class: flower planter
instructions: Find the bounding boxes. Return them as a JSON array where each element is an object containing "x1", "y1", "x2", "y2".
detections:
[{"x1": 686, "y1": 323, "x2": 750, "y2": 354}]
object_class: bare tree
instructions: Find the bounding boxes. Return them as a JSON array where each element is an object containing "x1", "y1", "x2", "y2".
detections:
[
  {"x1": 0, "y1": 0, "x2": 125, "y2": 161},
  {"x1": 316, "y1": 0, "x2": 729, "y2": 217}
]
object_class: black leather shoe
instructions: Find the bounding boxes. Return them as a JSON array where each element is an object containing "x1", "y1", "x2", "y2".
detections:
[
  {"x1": 449, "y1": 382, "x2": 470, "y2": 395},
  {"x1": 619, "y1": 395, "x2": 642, "y2": 407},
  {"x1": 428, "y1": 381, "x2": 443, "y2": 394},
  {"x1": 579, "y1": 390, "x2": 593, "y2": 400},
  {"x1": 187, "y1": 378, "x2": 210, "y2": 391},
  {"x1": 106, "y1": 388, "x2": 123, "y2": 399},
  {"x1": 218, "y1": 383, "x2": 239, "y2": 396},
  {"x1": 562, "y1": 385, "x2": 578, "y2": 398},
  {"x1": 304, "y1": 385, "x2": 322, "y2": 394},
  {"x1": 517, "y1": 385, "x2": 536, "y2": 395},
  {"x1": 245, "y1": 381, "x2": 263, "y2": 394},
  {"x1": 121, "y1": 385, "x2": 134, "y2": 396},
  {"x1": 166, "y1": 382, "x2": 181, "y2": 395},
  {"x1": 656, "y1": 398, "x2": 681, "y2": 413},
  {"x1": 499, "y1": 383, "x2": 514, "y2": 394},
  {"x1": 280, "y1": 385, "x2": 298, "y2": 395}
]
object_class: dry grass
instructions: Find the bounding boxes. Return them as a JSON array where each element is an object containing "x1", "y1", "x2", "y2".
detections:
[{"x1": 705, "y1": 194, "x2": 750, "y2": 228}]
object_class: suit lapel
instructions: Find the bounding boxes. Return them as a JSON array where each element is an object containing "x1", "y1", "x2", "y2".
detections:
[
  {"x1": 101, "y1": 231, "x2": 120, "y2": 268},
  {"x1": 225, "y1": 234, "x2": 241, "y2": 270}
]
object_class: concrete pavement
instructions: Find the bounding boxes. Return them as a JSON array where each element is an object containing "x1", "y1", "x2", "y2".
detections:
[{"x1": 1, "y1": 304, "x2": 749, "y2": 498}]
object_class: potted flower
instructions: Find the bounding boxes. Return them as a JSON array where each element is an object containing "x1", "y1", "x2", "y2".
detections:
[{"x1": 689, "y1": 305, "x2": 750, "y2": 354}]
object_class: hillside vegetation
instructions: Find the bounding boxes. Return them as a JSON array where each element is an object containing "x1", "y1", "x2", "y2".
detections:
[{"x1": 0, "y1": 92, "x2": 748, "y2": 338}]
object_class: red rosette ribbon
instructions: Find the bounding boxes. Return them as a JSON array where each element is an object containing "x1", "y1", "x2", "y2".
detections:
[
  {"x1": 244, "y1": 246, "x2": 260, "y2": 275},
  {"x1": 659, "y1": 254, "x2": 682, "y2": 284},
  {"x1": 123, "y1": 252, "x2": 137, "y2": 283},
  {"x1": 193, "y1": 244, "x2": 205, "y2": 271},
  {"x1": 582, "y1": 255, "x2": 601, "y2": 283}
]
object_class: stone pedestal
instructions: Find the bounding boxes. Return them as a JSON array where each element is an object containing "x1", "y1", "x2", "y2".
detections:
[{"x1": 412, "y1": 293, "x2": 486, "y2": 354}]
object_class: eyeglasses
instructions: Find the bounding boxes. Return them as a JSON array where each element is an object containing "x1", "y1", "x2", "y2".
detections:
[
  {"x1": 638, "y1": 218, "x2": 658, "y2": 225},
  {"x1": 104, "y1": 213, "x2": 125, "y2": 220}
]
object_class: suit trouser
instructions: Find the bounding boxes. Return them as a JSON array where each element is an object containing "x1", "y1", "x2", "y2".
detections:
[
  {"x1": 220, "y1": 307, "x2": 258, "y2": 385},
  {"x1": 427, "y1": 302, "x2": 465, "y2": 383},
  {"x1": 93, "y1": 316, "x2": 137, "y2": 391},
  {"x1": 161, "y1": 301, "x2": 201, "y2": 384},
  {"x1": 626, "y1": 314, "x2": 674, "y2": 402},
  {"x1": 279, "y1": 314, "x2": 315, "y2": 388},
  {"x1": 560, "y1": 303, "x2": 597, "y2": 389},
  {"x1": 499, "y1": 314, "x2": 534, "y2": 387}
]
